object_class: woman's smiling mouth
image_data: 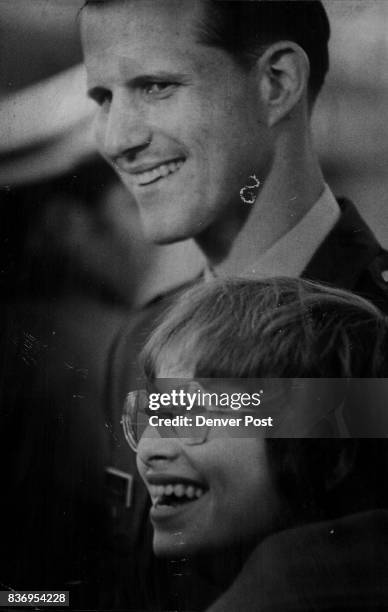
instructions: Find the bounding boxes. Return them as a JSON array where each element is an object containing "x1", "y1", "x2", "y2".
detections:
[
  {"x1": 149, "y1": 482, "x2": 205, "y2": 506},
  {"x1": 146, "y1": 475, "x2": 208, "y2": 520}
]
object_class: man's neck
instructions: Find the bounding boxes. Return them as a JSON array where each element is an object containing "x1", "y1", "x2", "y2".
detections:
[{"x1": 197, "y1": 138, "x2": 325, "y2": 277}]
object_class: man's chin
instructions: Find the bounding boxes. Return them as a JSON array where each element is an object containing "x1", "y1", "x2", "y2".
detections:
[{"x1": 140, "y1": 220, "x2": 196, "y2": 246}]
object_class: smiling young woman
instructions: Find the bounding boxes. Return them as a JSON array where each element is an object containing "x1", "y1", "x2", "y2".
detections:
[{"x1": 123, "y1": 277, "x2": 388, "y2": 610}]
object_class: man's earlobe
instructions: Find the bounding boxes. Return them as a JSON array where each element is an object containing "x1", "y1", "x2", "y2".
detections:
[{"x1": 258, "y1": 42, "x2": 310, "y2": 127}]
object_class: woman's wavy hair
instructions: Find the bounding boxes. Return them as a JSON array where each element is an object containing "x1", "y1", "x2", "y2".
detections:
[
  {"x1": 142, "y1": 277, "x2": 388, "y2": 522},
  {"x1": 142, "y1": 277, "x2": 387, "y2": 379}
]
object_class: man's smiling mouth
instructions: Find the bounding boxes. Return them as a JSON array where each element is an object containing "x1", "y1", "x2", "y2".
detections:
[{"x1": 132, "y1": 159, "x2": 185, "y2": 187}]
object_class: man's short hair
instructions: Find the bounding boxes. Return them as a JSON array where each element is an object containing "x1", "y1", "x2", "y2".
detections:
[
  {"x1": 82, "y1": 0, "x2": 330, "y2": 103},
  {"x1": 201, "y1": 1, "x2": 330, "y2": 103}
]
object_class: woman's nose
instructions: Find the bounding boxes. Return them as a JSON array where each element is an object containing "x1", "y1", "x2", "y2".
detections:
[{"x1": 136, "y1": 424, "x2": 181, "y2": 468}]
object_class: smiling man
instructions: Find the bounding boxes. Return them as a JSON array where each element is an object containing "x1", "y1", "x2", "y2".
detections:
[
  {"x1": 83, "y1": 0, "x2": 263, "y2": 253},
  {"x1": 80, "y1": 0, "x2": 388, "y2": 609},
  {"x1": 82, "y1": 0, "x2": 388, "y2": 292},
  {"x1": 82, "y1": 0, "x2": 328, "y2": 267}
]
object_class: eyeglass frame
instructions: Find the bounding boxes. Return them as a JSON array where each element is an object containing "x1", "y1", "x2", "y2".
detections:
[
  {"x1": 120, "y1": 384, "x2": 266, "y2": 452},
  {"x1": 120, "y1": 379, "x2": 352, "y2": 452}
]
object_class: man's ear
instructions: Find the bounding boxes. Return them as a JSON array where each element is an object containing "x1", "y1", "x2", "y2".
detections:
[{"x1": 257, "y1": 41, "x2": 310, "y2": 127}]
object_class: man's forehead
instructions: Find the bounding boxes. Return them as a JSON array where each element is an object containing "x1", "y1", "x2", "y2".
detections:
[
  {"x1": 81, "y1": 0, "x2": 212, "y2": 82},
  {"x1": 82, "y1": 0, "x2": 206, "y2": 43}
]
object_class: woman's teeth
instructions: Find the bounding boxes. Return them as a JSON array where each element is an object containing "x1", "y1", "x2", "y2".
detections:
[
  {"x1": 149, "y1": 483, "x2": 205, "y2": 506},
  {"x1": 134, "y1": 160, "x2": 184, "y2": 186}
]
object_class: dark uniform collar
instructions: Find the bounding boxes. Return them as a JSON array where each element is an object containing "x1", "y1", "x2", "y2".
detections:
[{"x1": 302, "y1": 198, "x2": 382, "y2": 290}]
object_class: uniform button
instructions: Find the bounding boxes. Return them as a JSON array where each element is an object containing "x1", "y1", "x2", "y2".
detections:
[{"x1": 382, "y1": 270, "x2": 388, "y2": 283}]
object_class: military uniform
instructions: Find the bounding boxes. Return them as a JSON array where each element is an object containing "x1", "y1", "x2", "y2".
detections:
[{"x1": 303, "y1": 198, "x2": 388, "y2": 312}]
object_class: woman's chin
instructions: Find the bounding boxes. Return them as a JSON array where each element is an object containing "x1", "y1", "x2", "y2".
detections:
[
  {"x1": 152, "y1": 523, "x2": 225, "y2": 559},
  {"x1": 152, "y1": 532, "x2": 199, "y2": 558}
]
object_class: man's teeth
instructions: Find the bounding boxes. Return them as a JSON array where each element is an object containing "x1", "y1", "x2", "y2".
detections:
[
  {"x1": 149, "y1": 483, "x2": 204, "y2": 505},
  {"x1": 134, "y1": 160, "x2": 184, "y2": 186}
]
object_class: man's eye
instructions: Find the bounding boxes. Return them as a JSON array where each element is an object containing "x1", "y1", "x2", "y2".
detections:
[{"x1": 143, "y1": 82, "x2": 176, "y2": 97}]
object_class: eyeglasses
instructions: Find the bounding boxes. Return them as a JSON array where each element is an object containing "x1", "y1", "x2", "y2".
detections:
[
  {"x1": 120, "y1": 379, "x2": 358, "y2": 451},
  {"x1": 121, "y1": 388, "x2": 214, "y2": 452},
  {"x1": 120, "y1": 381, "x2": 309, "y2": 452}
]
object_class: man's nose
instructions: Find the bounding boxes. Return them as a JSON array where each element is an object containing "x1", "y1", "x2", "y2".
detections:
[
  {"x1": 97, "y1": 91, "x2": 152, "y2": 161},
  {"x1": 137, "y1": 426, "x2": 181, "y2": 468}
]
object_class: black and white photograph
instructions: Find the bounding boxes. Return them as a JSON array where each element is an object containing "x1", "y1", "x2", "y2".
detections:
[{"x1": 1, "y1": 1, "x2": 388, "y2": 610}]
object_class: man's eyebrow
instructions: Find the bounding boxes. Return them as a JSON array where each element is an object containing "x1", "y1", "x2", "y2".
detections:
[
  {"x1": 87, "y1": 71, "x2": 190, "y2": 97},
  {"x1": 130, "y1": 71, "x2": 190, "y2": 85}
]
